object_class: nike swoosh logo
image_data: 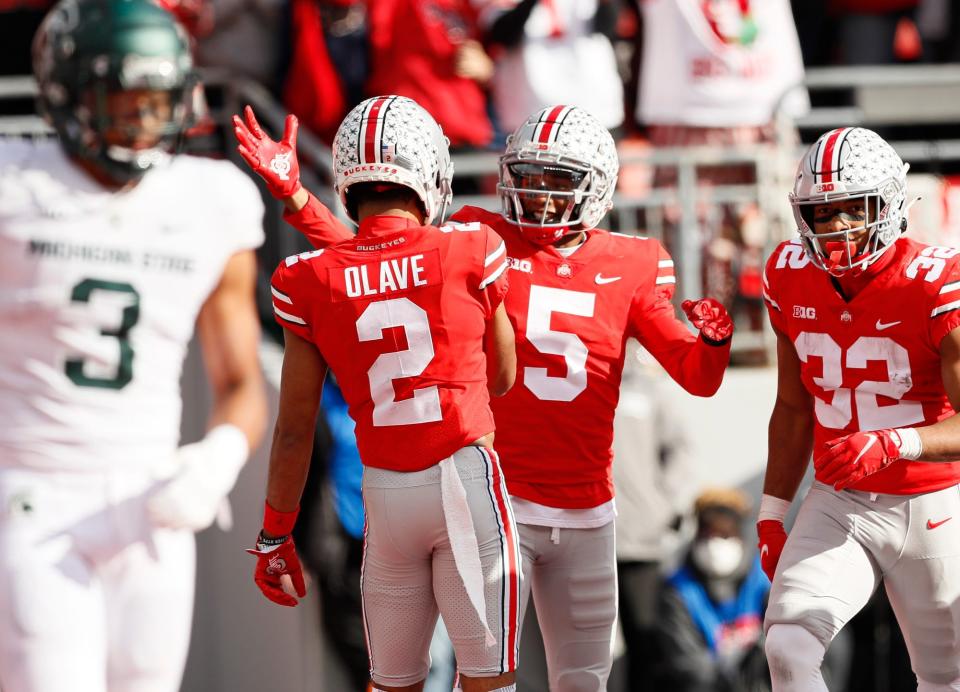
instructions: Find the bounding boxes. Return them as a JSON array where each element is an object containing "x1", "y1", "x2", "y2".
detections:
[
  {"x1": 927, "y1": 517, "x2": 952, "y2": 530},
  {"x1": 760, "y1": 544, "x2": 769, "y2": 561},
  {"x1": 876, "y1": 319, "x2": 902, "y2": 331},
  {"x1": 595, "y1": 274, "x2": 621, "y2": 285},
  {"x1": 852, "y1": 435, "x2": 876, "y2": 467}
]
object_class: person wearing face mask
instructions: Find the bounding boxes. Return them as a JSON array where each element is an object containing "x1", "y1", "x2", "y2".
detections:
[{"x1": 654, "y1": 488, "x2": 770, "y2": 692}]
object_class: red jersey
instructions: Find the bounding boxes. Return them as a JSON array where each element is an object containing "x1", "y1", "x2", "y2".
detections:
[
  {"x1": 283, "y1": 197, "x2": 730, "y2": 507},
  {"x1": 763, "y1": 237, "x2": 960, "y2": 495},
  {"x1": 271, "y1": 214, "x2": 509, "y2": 472}
]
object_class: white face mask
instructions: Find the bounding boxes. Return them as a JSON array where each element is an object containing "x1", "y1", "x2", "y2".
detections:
[{"x1": 692, "y1": 537, "x2": 744, "y2": 578}]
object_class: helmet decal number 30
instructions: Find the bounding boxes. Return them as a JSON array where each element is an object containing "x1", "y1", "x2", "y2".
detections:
[
  {"x1": 794, "y1": 332, "x2": 923, "y2": 430},
  {"x1": 65, "y1": 278, "x2": 140, "y2": 390},
  {"x1": 524, "y1": 285, "x2": 596, "y2": 401},
  {"x1": 357, "y1": 297, "x2": 443, "y2": 427}
]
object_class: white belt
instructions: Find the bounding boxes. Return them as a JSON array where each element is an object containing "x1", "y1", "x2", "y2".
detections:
[{"x1": 438, "y1": 456, "x2": 496, "y2": 648}]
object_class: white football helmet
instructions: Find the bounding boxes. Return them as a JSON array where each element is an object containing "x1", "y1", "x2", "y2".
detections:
[
  {"x1": 498, "y1": 105, "x2": 619, "y2": 245},
  {"x1": 791, "y1": 127, "x2": 909, "y2": 275},
  {"x1": 332, "y1": 95, "x2": 453, "y2": 225}
]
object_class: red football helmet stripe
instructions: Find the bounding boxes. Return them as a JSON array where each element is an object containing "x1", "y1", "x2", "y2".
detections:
[
  {"x1": 360, "y1": 96, "x2": 392, "y2": 164},
  {"x1": 536, "y1": 105, "x2": 568, "y2": 145},
  {"x1": 817, "y1": 127, "x2": 850, "y2": 184}
]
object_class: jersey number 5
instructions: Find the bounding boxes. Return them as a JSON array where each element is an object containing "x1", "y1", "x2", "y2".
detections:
[
  {"x1": 357, "y1": 297, "x2": 443, "y2": 427},
  {"x1": 65, "y1": 278, "x2": 140, "y2": 390},
  {"x1": 795, "y1": 332, "x2": 924, "y2": 430},
  {"x1": 525, "y1": 286, "x2": 596, "y2": 402}
]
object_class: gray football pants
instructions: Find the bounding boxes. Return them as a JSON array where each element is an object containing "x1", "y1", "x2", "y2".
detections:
[{"x1": 517, "y1": 521, "x2": 617, "y2": 692}]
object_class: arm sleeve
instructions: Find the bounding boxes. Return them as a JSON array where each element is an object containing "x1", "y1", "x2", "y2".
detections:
[
  {"x1": 282, "y1": 192, "x2": 354, "y2": 249},
  {"x1": 655, "y1": 586, "x2": 725, "y2": 692},
  {"x1": 930, "y1": 260, "x2": 960, "y2": 348},
  {"x1": 630, "y1": 243, "x2": 729, "y2": 396},
  {"x1": 762, "y1": 250, "x2": 787, "y2": 334},
  {"x1": 477, "y1": 226, "x2": 510, "y2": 318},
  {"x1": 270, "y1": 259, "x2": 314, "y2": 342}
]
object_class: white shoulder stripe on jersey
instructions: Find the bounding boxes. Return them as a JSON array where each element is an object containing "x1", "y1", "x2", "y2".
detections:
[
  {"x1": 271, "y1": 286, "x2": 293, "y2": 304},
  {"x1": 940, "y1": 281, "x2": 960, "y2": 295},
  {"x1": 485, "y1": 241, "x2": 506, "y2": 267},
  {"x1": 932, "y1": 300, "x2": 960, "y2": 318},
  {"x1": 763, "y1": 290, "x2": 781, "y2": 311},
  {"x1": 655, "y1": 276, "x2": 676, "y2": 285},
  {"x1": 611, "y1": 231, "x2": 649, "y2": 240},
  {"x1": 480, "y1": 260, "x2": 508, "y2": 289},
  {"x1": 658, "y1": 259, "x2": 674, "y2": 268},
  {"x1": 274, "y1": 304, "x2": 307, "y2": 325}
]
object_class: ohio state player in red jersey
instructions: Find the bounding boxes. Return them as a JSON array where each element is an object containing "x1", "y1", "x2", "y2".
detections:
[
  {"x1": 235, "y1": 103, "x2": 733, "y2": 691},
  {"x1": 758, "y1": 127, "x2": 960, "y2": 692},
  {"x1": 247, "y1": 96, "x2": 521, "y2": 692}
]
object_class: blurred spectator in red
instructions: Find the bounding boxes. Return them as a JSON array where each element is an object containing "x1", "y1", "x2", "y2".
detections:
[
  {"x1": 636, "y1": 0, "x2": 806, "y2": 347},
  {"x1": 365, "y1": 0, "x2": 494, "y2": 150},
  {"x1": 479, "y1": 0, "x2": 624, "y2": 135},
  {"x1": 0, "y1": 0, "x2": 55, "y2": 76},
  {"x1": 831, "y1": 0, "x2": 919, "y2": 64},
  {"x1": 284, "y1": 0, "x2": 367, "y2": 144},
  {"x1": 190, "y1": 0, "x2": 287, "y2": 93}
]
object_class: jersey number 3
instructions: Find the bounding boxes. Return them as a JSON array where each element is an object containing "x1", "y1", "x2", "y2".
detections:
[
  {"x1": 66, "y1": 278, "x2": 140, "y2": 390},
  {"x1": 795, "y1": 332, "x2": 924, "y2": 430}
]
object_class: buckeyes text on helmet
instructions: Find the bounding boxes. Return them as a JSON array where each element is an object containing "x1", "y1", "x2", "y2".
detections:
[
  {"x1": 332, "y1": 95, "x2": 454, "y2": 226},
  {"x1": 32, "y1": 0, "x2": 197, "y2": 185},
  {"x1": 498, "y1": 105, "x2": 619, "y2": 246},
  {"x1": 790, "y1": 127, "x2": 910, "y2": 275}
]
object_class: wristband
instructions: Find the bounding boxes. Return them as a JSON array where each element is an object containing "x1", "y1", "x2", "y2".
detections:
[
  {"x1": 757, "y1": 494, "x2": 791, "y2": 523},
  {"x1": 892, "y1": 427, "x2": 923, "y2": 461},
  {"x1": 263, "y1": 500, "x2": 299, "y2": 537}
]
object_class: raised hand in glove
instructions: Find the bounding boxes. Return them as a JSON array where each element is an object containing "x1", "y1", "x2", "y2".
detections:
[
  {"x1": 247, "y1": 533, "x2": 307, "y2": 607},
  {"x1": 814, "y1": 428, "x2": 918, "y2": 490},
  {"x1": 232, "y1": 105, "x2": 301, "y2": 199},
  {"x1": 682, "y1": 297, "x2": 734, "y2": 345},
  {"x1": 148, "y1": 424, "x2": 249, "y2": 532},
  {"x1": 757, "y1": 519, "x2": 788, "y2": 582}
]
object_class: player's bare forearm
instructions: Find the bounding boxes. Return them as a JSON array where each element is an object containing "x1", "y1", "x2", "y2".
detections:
[
  {"x1": 485, "y1": 302, "x2": 516, "y2": 396},
  {"x1": 265, "y1": 329, "x2": 326, "y2": 515},
  {"x1": 764, "y1": 329, "x2": 814, "y2": 500},
  {"x1": 283, "y1": 190, "x2": 354, "y2": 248},
  {"x1": 197, "y1": 250, "x2": 268, "y2": 449},
  {"x1": 910, "y1": 327, "x2": 960, "y2": 460},
  {"x1": 765, "y1": 396, "x2": 814, "y2": 500}
]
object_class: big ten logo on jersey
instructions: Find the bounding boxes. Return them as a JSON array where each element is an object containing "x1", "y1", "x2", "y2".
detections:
[
  {"x1": 507, "y1": 256, "x2": 532, "y2": 273},
  {"x1": 329, "y1": 250, "x2": 443, "y2": 302},
  {"x1": 906, "y1": 246, "x2": 960, "y2": 282},
  {"x1": 775, "y1": 242, "x2": 811, "y2": 270},
  {"x1": 793, "y1": 305, "x2": 816, "y2": 320}
]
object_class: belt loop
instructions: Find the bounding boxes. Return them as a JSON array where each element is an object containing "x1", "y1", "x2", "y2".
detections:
[{"x1": 550, "y1": 527, "x2": 560, "y2": 544}]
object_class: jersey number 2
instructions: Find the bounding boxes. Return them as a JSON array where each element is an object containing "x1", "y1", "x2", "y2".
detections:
[
  {"x1": 357, "y1": 297, "x2": 442, "y2": 427},
  {"x1": 65, "y1": 278, "x2": 140, "y2": 390}
]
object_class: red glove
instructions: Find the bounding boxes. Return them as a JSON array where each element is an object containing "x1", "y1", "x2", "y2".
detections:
[
  {"x1": 757, "y1": 520, "x2": 788, "y2": 582},
  {"x1": 247, "y1": 533, "x2": 307, "y2": 607},
  {"x1": 232, "y1": 105, "x2": 301, "y2": 199},
  {"x1": 814, "y1": 429, "x2": 901, "y2": 491},
  {"x1": 682, "y1": 298, "x2": 734, "y2": 344}
]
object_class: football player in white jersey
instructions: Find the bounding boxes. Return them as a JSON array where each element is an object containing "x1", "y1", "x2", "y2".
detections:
[{"x1": 0, "y1": 1, "x2": 267, "y2": 691}]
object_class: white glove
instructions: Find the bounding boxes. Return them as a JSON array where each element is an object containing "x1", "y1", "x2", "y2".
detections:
[{"x1": 148, "y1": 424, "x2": 249, "y2": 532}]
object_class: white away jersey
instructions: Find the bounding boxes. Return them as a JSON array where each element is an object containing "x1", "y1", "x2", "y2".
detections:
[{"x1": 0, "y1": 139, "x2": 264, "y2": 472}]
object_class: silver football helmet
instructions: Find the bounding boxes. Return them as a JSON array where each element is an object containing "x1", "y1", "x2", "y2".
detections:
[
  {"x1": 791, "y1": 127, "x2": 909, "y2": 275},
  {"x1": 498, "y1": 105, "x2": 619, "y2": 245},
  {"x1": 332, "y1": 95, "x2": 453, "y2": 225}
]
